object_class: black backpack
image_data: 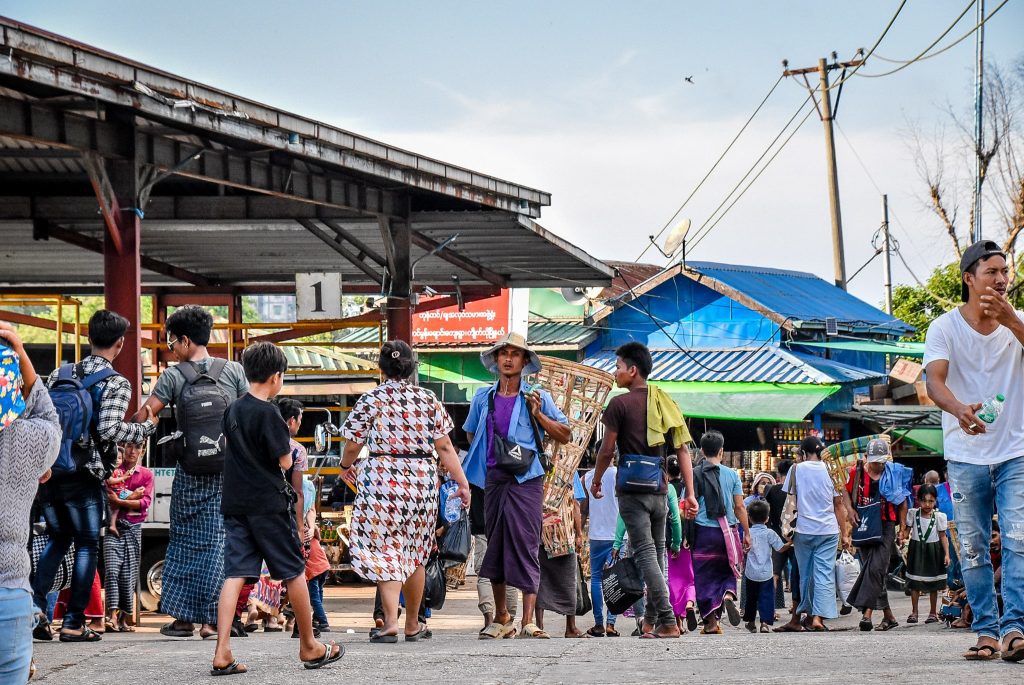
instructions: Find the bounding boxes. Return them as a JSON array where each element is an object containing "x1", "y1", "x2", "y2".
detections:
[{"x1": 168, "y1": 358, "x2": 233, "y2": 475}]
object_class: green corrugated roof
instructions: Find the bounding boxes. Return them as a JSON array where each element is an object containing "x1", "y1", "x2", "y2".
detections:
[{"x1": 795, "y1": 340, "x2": 925, "y2": 357}]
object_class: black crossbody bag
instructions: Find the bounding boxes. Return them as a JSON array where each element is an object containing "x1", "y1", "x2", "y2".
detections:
[{"x1": 488, "y1": 391, "x2": 551, "y2": 476}]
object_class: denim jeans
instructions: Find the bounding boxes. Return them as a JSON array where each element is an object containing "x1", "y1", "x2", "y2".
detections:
[
  {"x1": 589, "y1": 539, "x2": 617, "y2": 627},
  {"x1": 619, "y1": 492, "x2": 673, "y2": 628},
  {"x1": 947, "y1": 457, "x2": 1024, "y2": 641},
  {"x1": 0, "y1": 588, "x2": 33, "y2": 683},
  {"x1": 32, "y1": 485, "x2": 104, "y2": 630},
  {"x1": 308, "y1": 572, "x2": 328, "y2": 625},
  {"x1": 793, "y1": 532, "x2": 840, "y2": 619}
]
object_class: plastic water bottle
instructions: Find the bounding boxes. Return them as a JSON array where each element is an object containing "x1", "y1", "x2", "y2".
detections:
[{"x1": 977, "y1": 394, "x2": 1005, "y2": 425}]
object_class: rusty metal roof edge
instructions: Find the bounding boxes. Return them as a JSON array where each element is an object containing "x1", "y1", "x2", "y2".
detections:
[
  {"x1": 0, "y1": 17, "x2": 552, "y2": 209},
  {"x1": 514, "y1": 216, "x2": 615, "y2": 284}
]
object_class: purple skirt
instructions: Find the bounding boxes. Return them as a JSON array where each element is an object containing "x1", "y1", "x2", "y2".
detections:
[
  {"x1": 668, "y1": 547, "x2": 696, "y2": 616},
  {"x1": 692, "y1": 525, "x2": 737, "y2": 619},
  {"x1": 480, "y1": 468, "x2": 544, "y2": 594}
]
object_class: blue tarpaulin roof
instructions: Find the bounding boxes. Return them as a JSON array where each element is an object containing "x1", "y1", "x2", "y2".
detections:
[
  {"x1": 584, "y1": 347, "x2": 883, "y2": 385},
  {"x1": 685, "y1": 261, "x2": 914, "y2": 335}
]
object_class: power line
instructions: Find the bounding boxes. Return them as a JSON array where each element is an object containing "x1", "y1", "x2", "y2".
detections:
[
  {"x1": 872, "y1": 0, "x2": 976, "y2": 64},
  {"x1": 857, "y1": 0, "x2": 1011, "y2": 77},
  {"x1": 818, "y1": 0, "x2": 910, "y2": 92},
  {"x1": 638, "y1": 74, "x2": 786, "y2": 261},
  {"x1": 687, "y1": 102, "x2": 817, "y2": 253}
]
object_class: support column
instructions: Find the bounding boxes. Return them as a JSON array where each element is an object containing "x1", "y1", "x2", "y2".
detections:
[
  {"x1": 386, "y1": 219, "x2": 413, "y2": 343},
  {"x1": 101, "y1": 115, "x2": 143, "y2": 409}
]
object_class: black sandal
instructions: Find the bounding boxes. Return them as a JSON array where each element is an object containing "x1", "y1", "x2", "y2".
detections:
[
  {"x1": 59, "y1": 627, "x2": 102, "y2": 642},
  {"x1": 586, "y1": 625, "x2": 605, "y2": 637},
  {"x1": 605, "y1": 626, "x2": 620, "y2": 637},
  {"x1": 1003, "y1": 635, "x2": 1024, "y2": 662},
  {"x1": 302, "y1": 641, "x2": 344, "y2": 669},
  {"x1": 874, "y1": 619, "x2": 899, "y2": 631},
  {"x1": 965, "y1": 644, "x2": 1001, "y2": 661},
  {"x1": 210, "y1": 660, "x2": 248, "y2": 676},
  {"x1": 32, "y1": 615, "x2": 52, "y2": 641}
]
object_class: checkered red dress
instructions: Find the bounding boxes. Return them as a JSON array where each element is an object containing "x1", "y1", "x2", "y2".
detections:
[{"x1": 339, "y1": 380, "x2": 453, "y2": 582}]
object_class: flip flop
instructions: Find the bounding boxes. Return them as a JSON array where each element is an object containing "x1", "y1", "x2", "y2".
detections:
[
  {"x1": 32, "y1": 615, "x2": 52, "y2": 641},
  {"x1": 685, "y1": 607, "x2": 699, "y2": 632},
  {"x1": 210, "y1": 660, "x2": 248, "y2": 677},
  {"x1": 859, "y1": 619, "x2": 873, "y2": 632},
  {"x1": 760, "y1": 624, "x2": 771, "y2": 633},
  {"x1": 200, "y1": 626, "x2": 217, "y2": 640},
  {"x1": 925, "y1": 615, "x2": 939, "y2": 624},
  {"x1": 605, "y1": 626, "x2": 620, "y2": 637},
  {"x1": 369, "y1": 632, "x2": 398, "y2": 644},
  {"x1": 1002, "y1": 635, "x2": 1024, "y2": 663},
  {"x1": 700, "y1": 625, "x2": 723, "y2": 635},
  {"x1": 722, "y1": 596, "x2": 741, "y2": 627},
  {"x1": 809, "y1": 624, "x2": 830, "y2": 632},
  {"x1": 565, "y1": 631, "x2": 592, "y2": 638},
  {"x1": 639, "y1": 630, "x2": 679, "y2": 639},
  {"x1": 906, "y1": 614, "x2": 918, "y2": 624},
  {"x1": 405, "y1": 623, "x2": 431, "y2": 641},
  {"x1": 59, "y1": 627, "x2": 102, "y2": 642},
  {"x1": 875, "y1": 619, "x2": 899, "y2": 632},
  {"x1": 302, "y1": 641, "x2": 344, "y2": 670},
  {"x1": 772, "y1": 624, "x2": 804, "y2": 633},
  {"x1": 104, "y1": 620, "x2": 120, "y2": 633},
  {"x1": 586, "y1": 625, "x2": 606, "y2": 637},
  {"x1": 964, "y1": 645, "x2": 1001, "y2": 661}
]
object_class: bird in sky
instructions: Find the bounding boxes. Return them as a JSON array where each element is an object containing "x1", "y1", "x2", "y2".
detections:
[{"x1": 684, "y1": 76, "x2": 694, "y2": 84}]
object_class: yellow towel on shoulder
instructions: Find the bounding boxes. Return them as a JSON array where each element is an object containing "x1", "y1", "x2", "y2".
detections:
[{"x1": 647, "y1": 385, "x2": 692, "y2": 448}]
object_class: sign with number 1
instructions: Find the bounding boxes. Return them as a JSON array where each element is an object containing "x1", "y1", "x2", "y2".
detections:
[{"x1": 296, "y1": 272, "x2": 342, "y2": 320}]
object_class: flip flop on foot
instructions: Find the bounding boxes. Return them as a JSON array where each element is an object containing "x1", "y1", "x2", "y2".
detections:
[
  {"x1": 405, "y1": 623, "x2": 431, "y2": 641},
  {"x1": 874, "y1": 619, "x2": 898, "y2": 632},
  {"x1": 722, "y1": 595, "x2": 741, "y2": 627},
  {"x1": 964, "y1": 644, "x2": 1001, "y2": 661},
  {"x1": 160, "y1": 622, "x2": 194, "y2": 638},
  {"x1": 1002, "y1": 635, "x2": 1024, "y2": 663},
  {"x1": 369, "y1": 631, "x2": 398, "y2": 644},
  {"x1": 303, "y1": 641, "x2": 344, "y2": 670},
  {"x1": 210, "y1": 660, "x2": 248, "y2": 677},
  {"x1": 586, "y1": 625, "x2": 605, "y2": 637},
  {"x1": 773, "y1": 623, "x2": 804, "y2": 633},
  {"x1": 59, "y1": 627, "x2": 102, "y2": 642},
  {"x1": 925, "y1": 614, "x2": 939, "y2": 624},
  {"x1": 685, "y1": 607, "x2": 699, "y2": 633},
  {"x1": 604, "y1": 626, "x2": 620, "y2": 637},
  {"x1": 906, "y1": 614, "x2": 918, "y2": 624}
]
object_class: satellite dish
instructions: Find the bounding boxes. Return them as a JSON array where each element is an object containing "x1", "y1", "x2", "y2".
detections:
[
  {"x1": 663, "y1": 218, "x2": 691, "y2": 257},
  {"x1": 560, "y1": 286, "x2": 605, "y2": 306}
]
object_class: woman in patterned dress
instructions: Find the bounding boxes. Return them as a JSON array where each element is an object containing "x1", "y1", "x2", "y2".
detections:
[{"x1": 339, "y1": 341, "x2": 471, "y2": 643}]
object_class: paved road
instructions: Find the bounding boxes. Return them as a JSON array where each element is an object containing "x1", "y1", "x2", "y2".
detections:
[{"x1": 30, "y1": 585, "x2": 1023, "y2": 684}]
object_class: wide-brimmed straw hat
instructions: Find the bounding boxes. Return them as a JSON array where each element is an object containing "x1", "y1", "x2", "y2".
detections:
[
  {"x1": 480, "y1": 332, "x2": 542, "y2": 376},
  {"x1": 0, "y1": 344, "x2": 26, "y2": 434}
]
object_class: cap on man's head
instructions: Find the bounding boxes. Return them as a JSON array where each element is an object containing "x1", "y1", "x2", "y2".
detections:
[
  {"x1": 959, "y1": 239, "x2": 1006, "y2": 302},
  {"x1": 865, "y1": 438, "x2": 891, "y2": 463}
]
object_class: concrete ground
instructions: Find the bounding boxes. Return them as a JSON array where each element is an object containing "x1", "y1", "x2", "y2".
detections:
[{"x1": 30, "y1": 582, "x2": 1023, "y2": 684}]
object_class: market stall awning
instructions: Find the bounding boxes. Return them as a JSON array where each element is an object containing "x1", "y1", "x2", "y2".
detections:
[
  {"x1": 585, "y1": 347, "x2": 882, "y2": 385},
  {"x1": 828, "y1": 405, "x2": 942, "y2": 429},
  {"x1": 794, "y1": 340, "x2": 925, "y2": 357},
  {"x1": 894, "y1": 428, "x2": 944, "y2": 455},
  {"x1": 611, "y1": 381, "x2": 840, "y2": 422}
]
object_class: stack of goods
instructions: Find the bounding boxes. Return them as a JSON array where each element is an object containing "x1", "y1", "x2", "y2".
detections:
[
  {"x1": 862, "y1": 359, "x2": 932, "y2": 406},
  {"x1": 526, "y1": 356, "x2": 614, "y2": 559}
]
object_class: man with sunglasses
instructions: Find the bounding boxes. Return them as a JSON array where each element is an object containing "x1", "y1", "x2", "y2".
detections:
[{"x1": 135, "y1": 305, "x2": 248, "y2": 639}]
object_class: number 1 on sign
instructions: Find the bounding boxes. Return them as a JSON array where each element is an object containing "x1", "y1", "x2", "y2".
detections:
[{"x1": 311, "y1": 280, "x2": 324, "y2": 312}]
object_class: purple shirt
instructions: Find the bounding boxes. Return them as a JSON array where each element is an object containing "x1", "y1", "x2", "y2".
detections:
[
  {"x1": 485, "y1": 393, "x2": 517, "y2": 468},
  {"x1": 110, "y1": 466, "x2": 154, "y2": 524}
]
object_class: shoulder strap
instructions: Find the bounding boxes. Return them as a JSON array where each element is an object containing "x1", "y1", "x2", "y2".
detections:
[
  {"x1": 56, "y1": 363, "x2": 76, "y2": 381},
  {"x1": 80, "y1": 367, "x2": 117, "y2": 390},
  {"x1": 176, "y1": 361, "x2": 200, "y2": 384},
  {"x1": 207, "y1": 357, "x2": 228, "y2": 382},
  {"x1": 852, "y1": 460, "x2": 862, "y2": 504},
  {"x1": 788, "y1": 463, "x2": 799, "y2": 497}
]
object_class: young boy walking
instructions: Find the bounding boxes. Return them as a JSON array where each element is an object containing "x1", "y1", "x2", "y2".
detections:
[
  {"x1": 743, "y1": 500, "x2": 787, "y2": 633},
  {"x1": 211, "y1": 342, "x2": 343, "y2": 675}
]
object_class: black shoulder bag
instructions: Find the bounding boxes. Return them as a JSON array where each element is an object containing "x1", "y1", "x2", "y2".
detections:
[{"x1": 488, "y1": 391, "x2": 552, "y2": 476}]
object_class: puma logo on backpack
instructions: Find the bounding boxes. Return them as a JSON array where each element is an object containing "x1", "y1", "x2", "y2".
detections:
[{"x1": 168, "y1": 358, "x2": 233, "y2": 475}]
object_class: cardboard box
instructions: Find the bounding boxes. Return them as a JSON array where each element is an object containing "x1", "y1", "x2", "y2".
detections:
[
  {"x1": 870, "y1": 384, "x2": 890, "y2": 400},
  {"x1": 889, "y1": 359, "x2": 923, "y2": 386},
  {"x1": 891, "y1": 383, "x2": 919, "y2": 400},
  {"x1": 894, "y1": 381, "x2": 933, "y2": 406}
]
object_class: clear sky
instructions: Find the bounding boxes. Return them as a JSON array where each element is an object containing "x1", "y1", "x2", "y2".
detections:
[{"x1": 3, "y1": 1, "x2": 1022, "y2": 306}]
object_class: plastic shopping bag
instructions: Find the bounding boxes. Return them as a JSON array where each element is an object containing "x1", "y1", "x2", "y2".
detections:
[{"x1": 835, "y1": 550, "x2": 861, "y2": 604}]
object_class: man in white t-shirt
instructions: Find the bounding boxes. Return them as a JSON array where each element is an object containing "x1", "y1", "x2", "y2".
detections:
[
  {"x1": 582, "y1": 463, "x2": 619, "y2": 636},
  {"x1": 924, "y1": 240, "x2": 1024, "y2": 662}
]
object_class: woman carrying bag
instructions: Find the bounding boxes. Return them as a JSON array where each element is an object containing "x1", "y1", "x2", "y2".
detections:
[{"x1": 844, "y1": 439, "x2": 909, "y2": 632}]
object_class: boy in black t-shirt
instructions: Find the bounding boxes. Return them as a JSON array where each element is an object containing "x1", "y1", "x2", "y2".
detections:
[{"x1": 211, "y1": 342, "x2": 343, "y2": 676}]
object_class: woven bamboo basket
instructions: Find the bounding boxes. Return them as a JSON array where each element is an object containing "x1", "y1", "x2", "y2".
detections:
[
  {"x1": 821, "y1": 434, "x2": 891, "y2": 492},
  {"x1": 445, "y1": 561, "x2": 467, "y2": 590},
  {"x1": 525, "y1": 356, "x2": 614, "y2": 557}
]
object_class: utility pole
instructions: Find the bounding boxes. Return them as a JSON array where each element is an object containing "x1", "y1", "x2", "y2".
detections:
[
  {"x1": 784, "y1": 55, "x2": 864, "y2": 291},
  {"x1": 973, "y1": 0, "x2": 985, "y2": 242},
  {"x1": 881, "y1": 194, "x2": 893, "y2": 315}
]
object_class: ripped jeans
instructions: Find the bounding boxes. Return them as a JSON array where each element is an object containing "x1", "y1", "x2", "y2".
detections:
[{"x1": 947, "y1": 457, "x2": 1024, "y2": 641}]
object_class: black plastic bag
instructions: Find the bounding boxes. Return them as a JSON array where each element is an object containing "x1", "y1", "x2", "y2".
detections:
[
  {"x1": 601, "y1": 556, "x2": 645, "y2": 616},
  {"x1": 438, "y1": 510, "x2": 471, "y2": 563},
  {"x1": 423, "y1": 555, "x2": 447, "y2": 610},
  {"x1": 575, "y1": 555, "x2": 593, "y2": 617}
]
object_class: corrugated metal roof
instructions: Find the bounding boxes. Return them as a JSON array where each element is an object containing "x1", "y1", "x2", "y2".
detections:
[
  {"x1": 685, "y1": 261, "x2": 914, "y2": 334},
  {"x1": 282, "y1": 345, "x2": 378, "y2": 373},
  {"x1": 584, "y1": 347, "x2": 883, "y2": 385}
]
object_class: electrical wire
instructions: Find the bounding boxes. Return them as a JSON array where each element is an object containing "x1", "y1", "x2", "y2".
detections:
[
  {"x1": 638, "y1": 74, "x2": 786, "y2": 261},
  {"x1": 858, "y1": 0, "x2": 1010, "y2": 77},
  {"x1": 817, "y1": 0, "x2": 910, "y2": 92},
  {"x1": 687, "y1": 103, "x2": 818, "y2": 253},
  {"x1": 872, "y1": 0, "x2": 976, "y2": 64}
]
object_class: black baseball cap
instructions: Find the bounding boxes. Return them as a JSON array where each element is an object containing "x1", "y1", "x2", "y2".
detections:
[{"x1": 959, "y1": 239, "x2": 1005, "y2": 302}]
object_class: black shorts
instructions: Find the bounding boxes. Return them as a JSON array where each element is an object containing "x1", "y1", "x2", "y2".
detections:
[{"x1": 224, "y1": 512, "x2": 305, "y2": 582}]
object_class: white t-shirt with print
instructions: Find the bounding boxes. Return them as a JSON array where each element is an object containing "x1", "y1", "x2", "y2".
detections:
[
  {"x1": 584, "y1": 468, "x2": 619, "y2": 540},
  {"x1": 923, "y1": 308, "x2": 1024, "y2": 465}
]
